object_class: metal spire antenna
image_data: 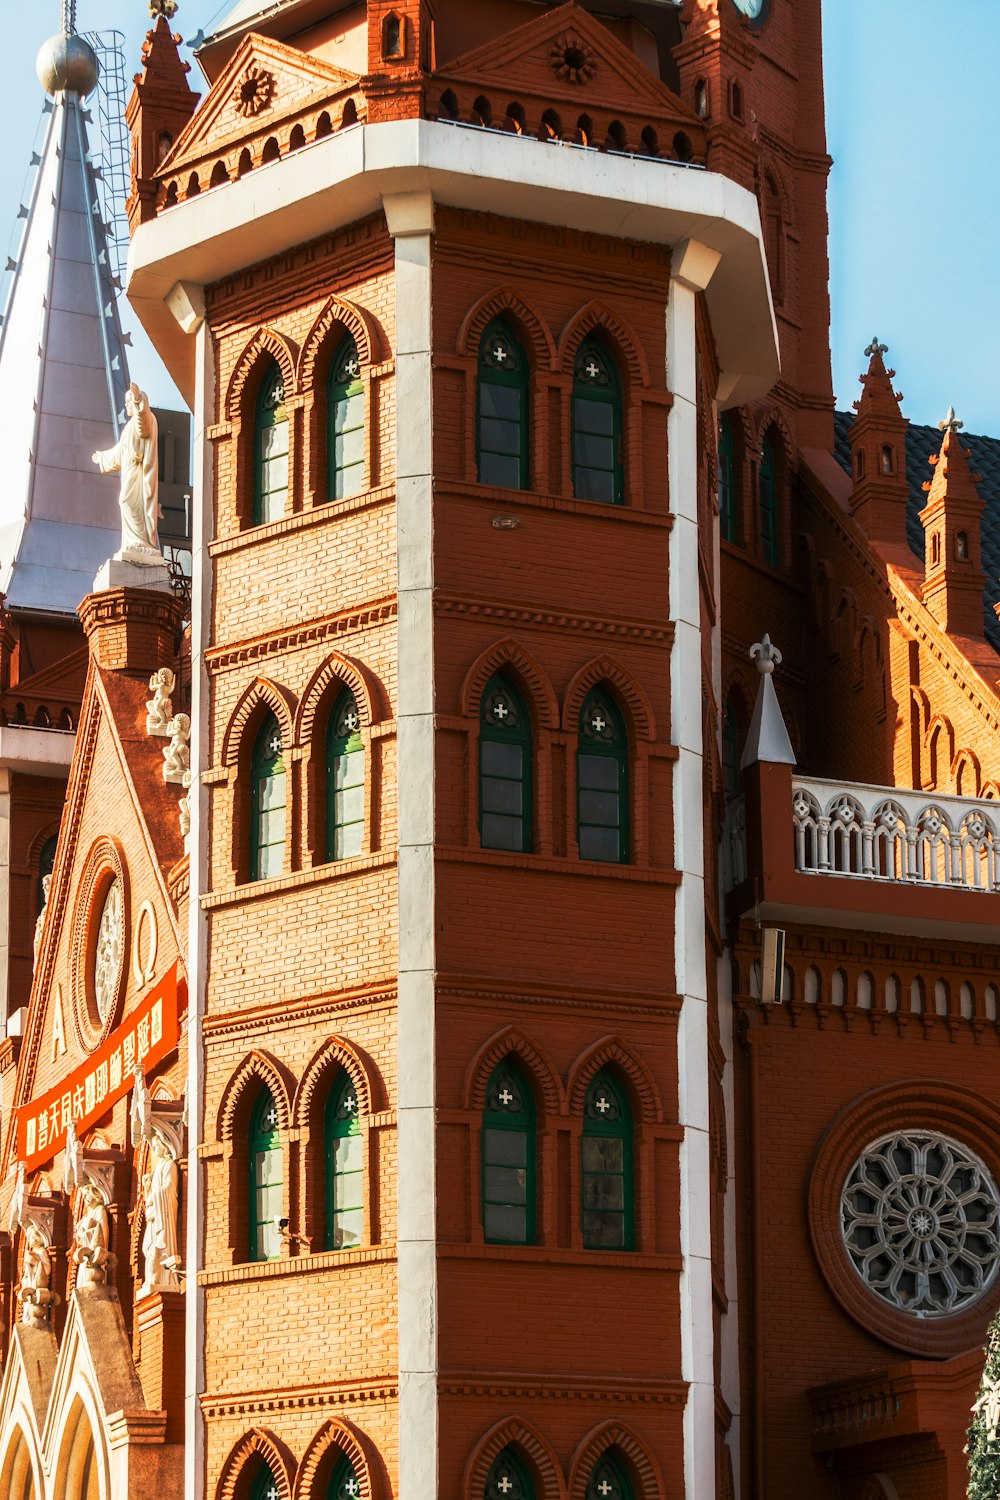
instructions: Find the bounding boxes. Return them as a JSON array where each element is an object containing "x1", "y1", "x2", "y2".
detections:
[{"x1": 62, "y1": 0, "x2": 76, "y2": 35}]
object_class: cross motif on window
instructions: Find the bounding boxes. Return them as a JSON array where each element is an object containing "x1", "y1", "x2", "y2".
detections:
[
  {"x1": 266, "y1": 1487, "x2": 279, "y2": 1500},
  {"x1": 267, "y1": 730, "x2": 282, "y2": 757},
  {"x1": 493, "y1": 701, "x2": 509, "y2": 721},
  {"x1": 496, "y1": 1479, "x2": 514, "y2": 1496},
  {"x1": 585, "y1": 359, "x2": 601, "y2": 380},
  {"x1": 498, "y1": 1087, "x2": 514, "y2": 1106},
  {"x1": 346, "y1": 357, "x2": 360, "y2": 377},
  {"x1": 492, "y1": 343, "x2": 509, "y2": 364},
  {"x1": 345, "y1": 1093, "x2": 358, "y2": 1114},
  {"x1": 343, "y1": 709, "x2": 359, "y2": 732},
  {"x1": 590, "y1": 713, "x2": 606, "y2": 733},
  {"x1": 344, "y1": 1480, "x2": 359, "y2": 1497},
  {"x1": 595, "y1": 1094, "x2": 611, "y2": 1114},
  {"x1": 597, "y1": 1482, "x2": 614, "y2": 1497},
  {"x1": 264, "y1": 1105, "x2": 278, "y2": 1129},
  {"x1": 266, "y1": 381, "x2": 284, "y2": 408}
]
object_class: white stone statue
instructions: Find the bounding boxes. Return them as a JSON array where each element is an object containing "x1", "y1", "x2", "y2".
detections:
[
  {"x1": 146, "y1": 668, "x2": 175, "y2": 736},
  {"x1": 131, "y1": 1065, "x2": 183, "y2": 1294},
  {"x1": 162, "y1": 713, "x2": 190, "y2": 784},
  {"x1": 73, "y1": 1183, "x2": 111, "y2": 1289},
  {"x1": 33, "y1": 874, "x2": 51, "y2": 968},
  {"x1": 179, "y1": 767, "x2": 192, "y2": 839},
  {"x1": 92, "y1": 382, "x2": 162, "y2": 561},
  {"x1": 19, "y1": 1222, "x2": 55, "y2": 1325}
]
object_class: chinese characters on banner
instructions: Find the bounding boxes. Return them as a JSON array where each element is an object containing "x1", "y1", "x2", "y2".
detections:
[{"x1": 15, "y1": 963, "x2": 184, "y2": 1174}]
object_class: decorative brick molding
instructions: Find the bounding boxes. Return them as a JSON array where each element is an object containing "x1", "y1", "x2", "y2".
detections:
[
  {"x1": 560, "y1": 655, "x2": 657, "y2": 740},
  {"x1": 70, "y1": 836, "x2": 130, "y2": 1052},
  {"x1": 565, "y1": 1035, "x2": 664, "y2": 1125},
  {"x1": 557, "y1": 300, "x2": 650, "y2": 389},
  {"x1": 463, "y1": 1025, "x2": 564, "y2": 1115},
  {"x1": 567, "y1": 1421, "x2": 665, "y2": 1500},
  {"x1": 79, "y1": 588, "x2": 184, "y2": 676},
  {"x1": 463, "y1": 1416, "x2": 566, "y2": 1500},
  {"x1": 216, "y1": 1427, "x2": 294, "y2": 1500},
  {"x1": 460, "y1": 637, "x2": 560, "y2": 727},
  {"x1": 292, "y1": 1417, "x2": 383, "y2": 1500},
  {"x1": 457, "y1": 284, "x2": 558, "y2": 367}
]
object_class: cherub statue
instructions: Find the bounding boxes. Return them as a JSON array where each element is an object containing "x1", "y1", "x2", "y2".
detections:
[
  {"x1": 92, "y1": 382, "x2": 162, "y2": 560},
  {"x1": 19, "y1": 1222, "x2": 55, "y2": 1325},
  {"x1": 163, "y1": 713, "x2": 191, "y2": 784},
  {"x1": 145, "y1": 667, "x2": 175, "y2": 736}
]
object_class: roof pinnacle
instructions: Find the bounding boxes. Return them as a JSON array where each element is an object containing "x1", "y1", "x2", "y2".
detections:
[
  {"x1": 939, "y1": 405, "x2": 964, "y2": 435},
  {"x1": 864, "y1": 336, "x2": 888, "y2": 359}
]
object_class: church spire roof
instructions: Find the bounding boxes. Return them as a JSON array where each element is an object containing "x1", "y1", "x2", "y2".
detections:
[{"x1": 0, "y1": 15, "x2": 129, "y2": 614}]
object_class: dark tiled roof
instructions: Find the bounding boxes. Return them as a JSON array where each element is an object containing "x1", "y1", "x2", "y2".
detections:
[{"x1": 833, "y1": 411, "x2": 1000, "y2": 650}]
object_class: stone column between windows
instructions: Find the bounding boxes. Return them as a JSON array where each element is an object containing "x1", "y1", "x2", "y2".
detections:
[
  {"x1": 384, "y1": 189, "x2": 438, "y2": 1499},
  {"x1": 181, "y1": 293, "x2": 212, "y2": 1500},
  {"x1": 667, "y1": 238, "x2": 722, "y2": 1500}
]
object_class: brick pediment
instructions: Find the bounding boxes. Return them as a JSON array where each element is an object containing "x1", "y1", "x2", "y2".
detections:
[
  {"x1": 434, "y1": 1, "x2": 702, "y2": 138},
  {"x1": 159, "y1": 31, "x2": 361, "y2": 178}
]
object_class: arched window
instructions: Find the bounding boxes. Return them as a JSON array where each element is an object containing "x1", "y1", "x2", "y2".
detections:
[
  {"x1": 37, "y1": 834, "x2": 57, "y2": 912},
  {"x1": 485, "y1": 1447, "x2": 534, "y2": 1500},
  {"x1": 718, "y1": 414, "x2": 735, "y2": 542},
  {"x1": 328, "y1": 1454, "x2": 361, "y2": 1499},
  {"x1": 931, "y1": 532, "x2": 941, "y2": 567},
  {"x1": 758, "y1": 434, "x2": 778, "y2": 566},
  {"x1": 250, "y1": 1464, "x2": 281, "y2": 1500},
  {"x1": 383, "y1": 12, "x2": 403, "y2": 58},
  {"x1": 326, "y1": 689, "x2": 364, "y2": 860},
  {"x1": 581, "y1": 1070, "x2": 633, "y2": 1250},
  {"x1": 956, "y1": 530, "x2": 969, "y2": 560},
  {"x1": 249, "y1": 1088, "x2": 282, "y2": 1262},
  {"x1": 572, "y1": 339, "x2": 623, "y2": 504},
  {"x1": 722, "y1": 692, "x2": 743, "y2": 797},
  {"x1": 325, "y1": 1072, "x2": 363, "y2": 1251},
  {"x1": 328, "y1": 336, "x2": 365, "y2": 501},
  {"x1": 482, "y1": 1060, "x2": 535, "y2": 1245},
  {"x1": 478, "y1": 320, "x2": 529, "y2": 489},
  {"x1": 577, "y1": 688, "x2": 628, "y2": 863},
  {"x1": 586, "y1": 1452, "x2": 634, "y2": 1500},
  {"x1": 251, "y1": 713, "x2": 286, "y2": 881},
  {"x1": 254, "y1": 364, "x2": 288, "y2": 524},
  {"x1": 479, "y1": 674, "x2": 532, "y2": 853}
]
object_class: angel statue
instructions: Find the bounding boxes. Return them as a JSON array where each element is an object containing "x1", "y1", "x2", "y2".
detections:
[
  {"x1": 132, "y1": 1065, "x2": 182, "y2": 1292},
  {"x1": 92, "y1": 382, "x2": 162, "y2": 561},
  {"x1": 73, "y1": 1183, "x2": 111, "y2": 1289}
]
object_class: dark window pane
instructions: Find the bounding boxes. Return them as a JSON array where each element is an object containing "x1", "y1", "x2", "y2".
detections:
[
  {"x1": 485, "y1": 1129, "x2": 527, "y2": 1167},
  {"x1": 482, "y1": 813, "x2": 524, "y2": 850},
  {"x1": 480, "y1": 452, "x2": 522, "y2": 488},
  {"x1": 582, "y1": 1138, "x2": 624, "y2": 1172},
  {"x1": 583, "y1": 1173, "x2": 625, "y2": 1210},
  {"x1": 482, "y1": 777, "x2": 523, "y2": 816},
  {"x1": 482, "y1": 742, "x2": 522, "y2": 777},
  {"x1": 579, "y1": 755, "x2": 619, "y2": 791},
  {"x1": 574, "y1": 431, "x2": 615, "y2": 468},
  {"x1": 480, "y1": 416, "x2": 522, "y2": 456},
  {"x1": 579, "y1": 789, "x2": 620, "y2": 827},
  {"x1": 574, "y1": 396, "x2": 614, "y2": 436},
  {"x1": 480, "y1": 384, "x2": 521, "y2": 420},
  {"x1": 580, "y1": 826, "x2": 621, "y2": 862},
  {"x1": 575, "y1": 467, "x2": 616, "y2": 504},
  {"x1": 485, "y1": 1203, "x2": 527, "y2": 1242},
  {"x1": 583, "y1": 1210, "x2": 625, "y2": 1249},
  {"x1": 484, "y1": 1165, "x2": 527, "y2": 1204}
]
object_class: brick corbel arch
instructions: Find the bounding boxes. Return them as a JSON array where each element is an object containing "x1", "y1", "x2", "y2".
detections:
[
  {"x1": 458, "y1": 285, "x2": 557, "y2": 369},
  {"x1": 951, "y1": 746, "x2": 982, "y2": 797},
  {"x1": 751, "y1": 404, "x2": 795, "y2": 470},
  {"x1": 293, "y1": 1419, "x2": 382, "y2": 1500},
  {"x1": 561, "y1": 656, "x2": 656, "y2": 740},
  {"x1": 225, "y1": 327, "x2": 299, "y2": 421},
  {"x1": 217, "y1": 1049, "x2": 294, "y2": 1143},
  {"x1": 216, "y1": 1428, "x2": 294, "y2": 1500},
  {"x1": 297, "y1": 295, "x2": 385, "y2": 389},
  {"x1": 557, "y1": 301, "x2": 649, "y2": 389},
  {"x1": 221, "y1": 678, "x2": 298, "y2": 767},
  {"x1": 461, "y1": 638, "x2": 559, "y2": 729},
  {"x1": 567, "y1": 1421, "x2": 664, "y2": 1500},
  {"x1": 294, "y1": 652, "x2": 384, "y2": 744},
  {"x1": 463, "y1": 1417, "x2": 566, "y2": 1500},
  {"x1": 566, "y1": 1035, "x2": 663, "y2": 1125},
  {"x1": 463, "y1": 1025, "x2": 564, "y2": 1117},
  {"x1": 292, "y1": 1035, "x2": 377, "y2": 1128}
]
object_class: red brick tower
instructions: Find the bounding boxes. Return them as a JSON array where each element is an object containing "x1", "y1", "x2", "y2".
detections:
[{"x1": 919, "y1": 410, "x2": 987, "y2": 638}]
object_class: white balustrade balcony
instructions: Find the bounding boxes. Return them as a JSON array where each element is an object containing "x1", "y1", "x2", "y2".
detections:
[{"x1": 791, "y1": 777, "x2": 1000, "y2": 893}]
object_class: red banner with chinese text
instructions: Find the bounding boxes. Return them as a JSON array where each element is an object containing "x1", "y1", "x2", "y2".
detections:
[{"x1": 15, "y1": 963, "x2": 184, "y2": 1172}]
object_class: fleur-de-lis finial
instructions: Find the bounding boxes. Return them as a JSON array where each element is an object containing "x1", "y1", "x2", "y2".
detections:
[
  {"x1": 750, "y1": 635, "x2": 782, "y2": 676},
  {"x1": 939, "y1": 405, "x2": 964, "y2": 435},
  {"x1": 149, "y1": 0, "x2": 179, "y2": 17},
  {"x1": 864, "y1": 336, "x2": 888, "y2": 359}
]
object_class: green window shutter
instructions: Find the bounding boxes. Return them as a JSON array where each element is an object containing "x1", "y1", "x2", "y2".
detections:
[
  {"x1": 586, "y1": 1452, "x2": 635, "y2": 1500},
  {"x1": 572, "y1": 338, "x2": 623, "y2": 504},
  {"x1": 719, "y1": 413, "x2": 736, "y2": 543},
  {"x1": 328, "y1": 1454, "x2": 361, "y2": 1499},
  {"x1": 325, "y1": 1072, "x2": 363, "y2": 1251},
  {"x1": 759, "y1": 433, "x2": 778, "y2": 565},
  {"x1": 250, "y1": 1464, "x2": 281, "y2": 1500},
  {"x1": 581, "y1": 1070, "x2": 634, "y2": 1250},
  {"x1": 485, "y1": 1447, "x2": 535, "y2": 1500},
  {"x1": 482, "y1": 1061, "x2": 535, "y2": 1245},
  {"x1": 254, "y1": 364, "x2": 289, "y2": 525},
  {"x1": 249, "y1": 1088, "x2": 282, "y2": 1263},
  {"x1": 479, "y1": 673, "x2": 532, "y2": 853},
  {"x1": 326, "y1": 689, "x2": 364, "y2": 861},
  {"x1": 477, "y1": 319, "x2": 529, "y2": 490},
  {"x1": 577, "y1": 688, "x2": 628, "y2": 863},
  {"x1": 250, "y1": 713, "x2": 286, "y2": 881},
  {"x1": 328, "y1": 336, "x2": 365, "y2": 501}
]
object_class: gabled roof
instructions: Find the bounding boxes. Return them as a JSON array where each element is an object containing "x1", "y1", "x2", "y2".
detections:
[
  {"x1": 0, "y1": 82, "x2": 129, "y2": 616},
  {"x1": 834, "y1": 412, "x2": 1000, "y2": 651}
]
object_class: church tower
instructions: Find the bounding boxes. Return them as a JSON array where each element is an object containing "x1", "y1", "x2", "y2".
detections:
[{"x1": 126, "y1": 2, "x2": 776, "y2": 1496}]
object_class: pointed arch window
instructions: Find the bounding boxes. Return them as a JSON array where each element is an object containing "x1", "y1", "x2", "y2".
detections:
[
  {"x1": 759, "y1": 434, "x2": 778, "y2": 566},
  {"x1": 249, "y1": 1088, "x2": 282, "y2": 1262},
  {"x1": 482, "y1": 1061, "x2": 535, "y2": 1245},
  {"x1": 573, "y1": 339, "x2": 623, "y2": 504},
  {"x1": 326, "y1": 689, "x2": 364, "y2": 860},
  {"x1": 325, "y1": 1072, "x2": 363, "y2": 1251},
  {"x1": 254, "y1": 364, "x2": 289, "y2": 524},
  {"x1": 722, "y1": 692, "x2": 743, "y2": 798},
  {"x1": 478, "y1": 320, "x2": 529, "y2": 489},
  {"x1": 719, "y1": 414, "x2": 736, "y2": 542},
  {"x1": 250, "y1": 1465, "x2": 281, "y2": 1500},
  {"x1": 328, "y1": 336, "x2": 365, "y2": 501},
  {"x1": 328, "y1": 1454, "x2": 361, "y2": 1499},
  {"x1": 251, "y1": 713, "x2": 286, "y2": 881},
  {"x1": 581, "y1": 1070, "x2": 634, "y2": 1250},
  {"x1": 480, "y1": 674, "x2": 532, "y2": 853},
  {"x1": 586, "y1": 1453, "x2": 634, "y2": 1500},
  {"x1": 485, "y1": 1448, "x2": 535, "y2": 1500},
  {"x1": 577, "y1": 688, "x2": 628, "y2": 863}
]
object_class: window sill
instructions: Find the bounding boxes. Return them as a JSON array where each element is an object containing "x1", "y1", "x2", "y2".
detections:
[
  {"x1": 441, "y1": 479, "x2": 672, "y2": 527},
  {"x1": 439, "y1": 1242, "x2": 682, "y2": 1271},
  {"x1": 437, "y1": 847, "x2": 680, "y2": 884},
  {"x1": 209, "y1": 483, "x2": 396, "y2": 556},
  {"x1": 199, "y1": 1242, "x2": 395, "y2": 1286},
  {"x1": 202, "y1": 850, "x2": 396, "y2": 909}
]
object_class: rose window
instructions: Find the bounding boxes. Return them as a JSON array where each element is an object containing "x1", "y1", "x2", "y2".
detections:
[
  {"x1": 93, "y1": 879, "x2": 123, "y2": 1022},
  {"x1": 841, "y1": 1130, "x2": 1000, "y2": 1317}
]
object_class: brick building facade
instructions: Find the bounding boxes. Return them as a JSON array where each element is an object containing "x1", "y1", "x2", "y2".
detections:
[{"x1": 1, "y1": 2, "x2": 999, "y2": 1499}]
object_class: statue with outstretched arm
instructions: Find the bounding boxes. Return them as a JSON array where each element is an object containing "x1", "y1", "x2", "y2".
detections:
[{"x1": 92, "y1": 382, "x2": 162, "y2": 560}]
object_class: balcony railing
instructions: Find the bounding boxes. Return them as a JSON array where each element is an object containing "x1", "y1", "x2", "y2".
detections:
[{"x1": 791, "y1": 776, "x2": 1000, "y2": 893}]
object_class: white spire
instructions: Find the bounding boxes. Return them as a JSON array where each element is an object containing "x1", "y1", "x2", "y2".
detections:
[
  {"x1": 0, "y1": 61, "x2": 130, "y2": 614},
  {"x1": 740, "y1": 635, "x2": 796, "y2": 769}
]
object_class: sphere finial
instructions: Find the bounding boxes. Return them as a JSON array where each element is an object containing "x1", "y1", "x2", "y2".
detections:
[{"x1": 36, "y1": 30, "x2": 100, "y2": 97}]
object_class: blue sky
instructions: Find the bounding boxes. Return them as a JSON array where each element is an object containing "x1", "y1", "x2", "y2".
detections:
[{"x1": 2, "y1": 1, "x2": 997, "y2": 432}]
